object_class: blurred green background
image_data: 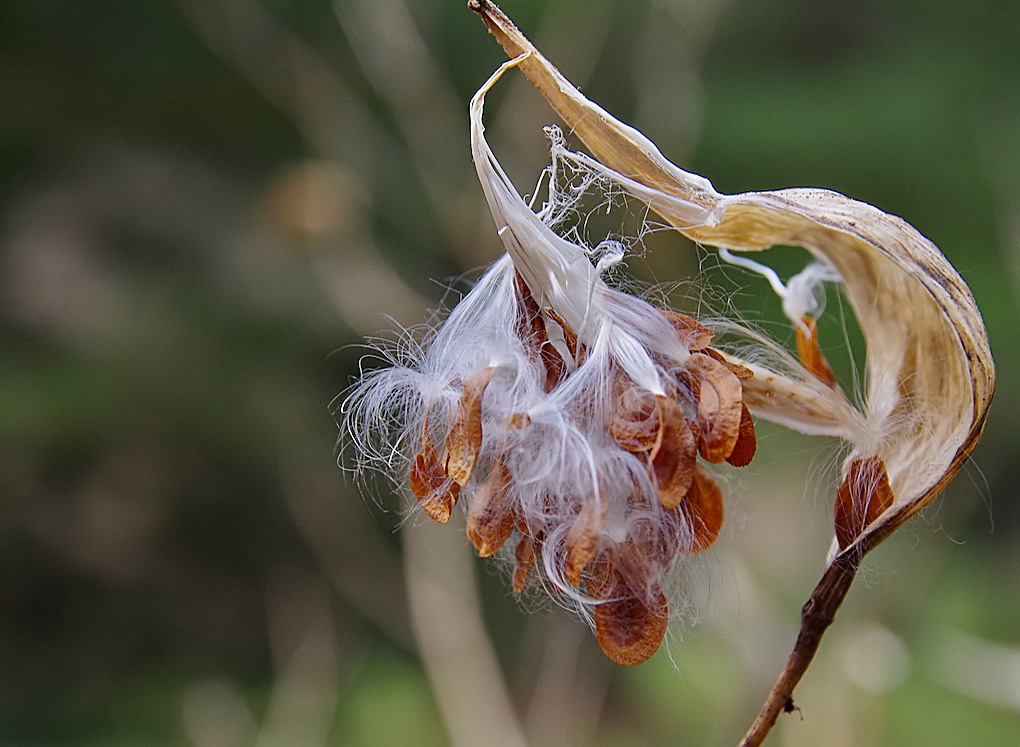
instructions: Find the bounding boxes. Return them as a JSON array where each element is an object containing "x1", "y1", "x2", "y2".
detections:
[{"x1": 2, "y1": 0, "x2": 1018, "y2": 745}]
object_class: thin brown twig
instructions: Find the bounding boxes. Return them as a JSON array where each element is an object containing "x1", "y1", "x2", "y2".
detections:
[
  {"x1": 739, "y1": 497, "x2": 956, "y2": 745},
  {"x1": 738, "y1": 553, "x2": 861, "y2": 746}
]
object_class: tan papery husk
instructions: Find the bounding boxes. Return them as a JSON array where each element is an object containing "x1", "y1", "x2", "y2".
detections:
[{"x1": 469, "y1": 0, "x2": 994, "y2": 557}]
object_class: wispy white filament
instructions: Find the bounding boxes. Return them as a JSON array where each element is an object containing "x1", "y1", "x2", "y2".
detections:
[
  {"x1": 341, "y1": 56, "x2": 736, "y2": 615},
  {"x1": 469, "y1": 56, "x2": 693, "y2": 392},
  {"x1": 718, "y1": 248, "x2": 841, "y2": 327}
]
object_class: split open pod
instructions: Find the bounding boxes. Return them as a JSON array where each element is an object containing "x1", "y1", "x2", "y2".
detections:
[{"x1": 342, "y1": 2, "x2": 994, "y2": 743}]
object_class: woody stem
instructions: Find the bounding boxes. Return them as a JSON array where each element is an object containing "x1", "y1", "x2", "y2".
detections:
[{"x1": 738, "y1": 553, "x2": 861, "y2": 747}]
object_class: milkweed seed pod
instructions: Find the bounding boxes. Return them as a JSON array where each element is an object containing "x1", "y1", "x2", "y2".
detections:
[{"x1": 341, "y1": 0, "x2": 994, "y2": 668}]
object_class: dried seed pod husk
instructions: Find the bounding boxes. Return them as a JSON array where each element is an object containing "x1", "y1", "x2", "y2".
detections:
[
  {"x1": 470, "y1": 0, "x2": 994, "y2": 556},
  {"x1": 464, "y1": 4, "x2": 996, "y2": 739}
]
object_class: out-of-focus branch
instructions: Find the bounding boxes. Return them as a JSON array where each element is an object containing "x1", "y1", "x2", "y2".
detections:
[
  {"x1": 255, "y1": 575, "x2": 343, "y2": 747},
  {"x1": 633, "y1": 0, "x2": 732, "y2": 160},
  {"x1": 403, "y1": 518, "x2": 527, "y2": 747},
  {"x1": 520, "y1": 613, "x2": 612, "y2": 746},
  {"x1": 180, "y1": 0, "x2": 447, "y2": 337},
  {"x1": 333, "y1": 0, "x2": 471, "y2": 243},
  {"x1": 177, "y1": 0, "x2": 378, "y2": 173},
  {"x1": 280, "y1": 449, "x2": 415, "y2": 652}
]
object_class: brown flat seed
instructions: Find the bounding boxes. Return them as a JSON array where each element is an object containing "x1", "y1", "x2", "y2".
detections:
[
  {"x1": 507, "y1": 412, "x2": 531, "y2": 429},
  {"x1": 410, "y1": 438, "x2": 459, "y2": 523},
  {"x1": 515, "y1": 273, "x2": 564, "y2": 390},
  {"x1": 795, "y1": 316, "x2": 838, "y2": 388},
  {"x1": 686, "y1": 353, "x2": 743, "y2": 463},
  {"x1": 514, "y1": 271, "x2": 545, "y2": 342},
  {"x1": 466, "y1": 458, "x2": 515, "y2": 557},
  {"x1": 583, "y1": 552, "x2": 613, "y2": 599},
  {"x1": 686, "y1": 417, "x2": 701, "y2": 443},
  {"x1": 410, "y1": 441, "x2": 440, "y2": 501},
  {"x1": 683, "y1": 468, "x2": 724, "y2": 552},
  {"x1": 725, "y1": 403, "x2": 757, "y2": 467},
  {"x1": 539, "y1": 341, "x2": 567, "y2": 391},
  {"x1": 594, "y1": 582, "x2": 669, "y2": 666},
  {"x1": 703, "y1": 347, "x2": 754, "y2": 380},
  {"x1": 512, "y1": 532, "x2": 537, "y2": 593},
  {"x1": 446, "y1": 367, "x2": 496, "y2": 486},
  {"x1": 610, "y1": 388, "x2": 663, "y2": 453},
  {"x1": 651, "y1": 404, "x2": 697, "y2": 509},
  {"x1": 564, "y1": 499, "x2": 607, "y2": 587},
  {"x1": 514, "y1": 272, "x2": 585, "y2": 389},
  {"x1": 834, "y1": 455, "x2": 895, "y2": 551},
  {"x1": 661, "y1": 309, "x2": 715, "y2": 350}
]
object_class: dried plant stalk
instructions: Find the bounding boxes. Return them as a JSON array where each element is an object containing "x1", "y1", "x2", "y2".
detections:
[{"x1": 468, "y1": 1, "x2": 995, "y2": 743}]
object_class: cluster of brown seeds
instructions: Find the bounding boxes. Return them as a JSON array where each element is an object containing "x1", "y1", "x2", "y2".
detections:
[
  {"x1": 408, "y1": 282, "x2": 901, "y2": 659},
  {"x1": 409, "y1": 365, "x2": 495, "y2": 525},
  {"x1": 409, "y1": 277, "x2": 758, "y2": 664},
  {"x1": 588, "y1": 312, "x2": 756, "y2": 663}
]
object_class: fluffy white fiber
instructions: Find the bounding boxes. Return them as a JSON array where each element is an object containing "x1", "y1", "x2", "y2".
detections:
[{"x1": 340, "y1": 59, "x2": 730, "y2": 622}]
